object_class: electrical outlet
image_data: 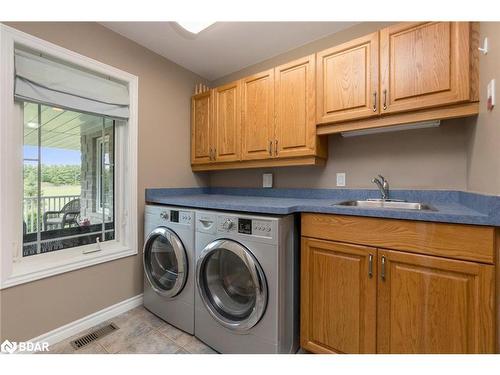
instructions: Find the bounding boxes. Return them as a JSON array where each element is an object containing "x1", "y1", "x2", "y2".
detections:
[
  {"x1": 263, "y1": 173, "x2": 273, "y2": 188},
  {"x1": 336, "y1": 173, "x2": 346, "y2": 187}
]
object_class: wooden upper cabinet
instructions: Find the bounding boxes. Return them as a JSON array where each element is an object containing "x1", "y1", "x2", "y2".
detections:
[
  {"x1": 213, "y1": 81, "x2": 241, "y2": 162},
  {"x1": 191, "y1": 91, "x2": 213, "y2": 164},
  {"x1": 275, "y1": 55, "x2": 317, "y2": 158},
  {"x1": 380, "y1": 22, "x2": 475, "y2": 114},
  {"x1": 241, "y1": 69, "x2": 275, "y2": 160},
  {"x1": 316, "y1": 32, "x2": 379, "y2": 124},
  {"x1": 377, "y1": 249, "x2": 495, "y2": 354},
  {"x1": 301, "y1": 238, "x2": 377, "y2": 354}
]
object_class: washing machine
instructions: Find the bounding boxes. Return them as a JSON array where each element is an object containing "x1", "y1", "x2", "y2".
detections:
[
  {"x1": 194, "y1": 210, "x2": 299, "y2": 353},
  {"x1": 143, "y1": 204, "x2": 195, "y2": 334}
]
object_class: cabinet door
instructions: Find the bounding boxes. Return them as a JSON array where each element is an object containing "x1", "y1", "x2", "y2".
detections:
[
  {"x1": 377, "y1": 249, "x2": 495, "y2": 353},
  {"x1": 241, "y1": 69, "x2": 275, "y2": 160},
  {"x1": 301, "y1": 238, "x2": 377, "y2": 354},
  {"x1": 316, "y1": 32, "x2": 379, "y2": 124},
  {"x1": 380, "y1": 22, "x2": 471, "y2": 114},
  {"x1": 213, "y1": 81, "x2": 241, "y2": 162},
  {"x1": 191, "y1": 91, "x2": 213, "y2": 164},
  {"x1": 274, "y1": 55, "x2": 316, "y2": 158}
]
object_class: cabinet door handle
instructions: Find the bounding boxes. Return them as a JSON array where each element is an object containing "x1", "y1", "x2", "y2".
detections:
[
  {"x1": 213, "y1": 147, "x2": 216, "y2": 160},
  {"x1": 209, "y1": 148, "x2": 212, "y2": 160},
  {"x1": 269, "y1": 140, "x2": 273, "y2": 156},
  {"x1": 381, "y1": 255, "x2": 386, "y2": 281},
  {"x1": 383, "y1": 89, "x2": 388, "y2": 110},
  {"x1": 372, "y1": 92, "x2": 377, "y2": 112},
  {"x1": 275, "y1": 139, "x2": 278, "y2": 156},
  {"x1": 368, "y1": 254, "x2": 373, "y2": 278}
]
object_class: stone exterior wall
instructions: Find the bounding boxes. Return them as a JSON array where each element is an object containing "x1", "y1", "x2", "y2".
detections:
[{"x1": 80, "y1": 126, "x2": 114, "y2": 225}]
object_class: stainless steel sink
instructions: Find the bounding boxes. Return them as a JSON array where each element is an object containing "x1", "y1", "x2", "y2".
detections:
[{"x1": 334, "y1": 199, "x2": 436, "y2": 211}]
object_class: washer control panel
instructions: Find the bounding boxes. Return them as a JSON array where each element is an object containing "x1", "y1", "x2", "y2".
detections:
[
  {"x1": 217, "y1": 216, "x2": 237, "y2": 233},
  {"x1": 251, "y1": 219, "x2": 273, "y2": 237}
]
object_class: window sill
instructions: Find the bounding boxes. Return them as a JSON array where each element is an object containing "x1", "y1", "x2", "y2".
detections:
[{"x1": 0, "y1": 241, "x2": 137, "y2": 289}]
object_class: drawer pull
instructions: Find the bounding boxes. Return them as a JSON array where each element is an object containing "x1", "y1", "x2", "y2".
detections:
[
  {"x1": 381, "y1": 255, "x2": 386, "y2": 281},
  {"x1": 368, "y1": 254, "x2": 373, "y2": 278}
]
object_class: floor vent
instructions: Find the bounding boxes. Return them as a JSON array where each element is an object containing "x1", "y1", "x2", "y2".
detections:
[{"x1": 70, "y1": 323, "x2": 118, "y2": 350}]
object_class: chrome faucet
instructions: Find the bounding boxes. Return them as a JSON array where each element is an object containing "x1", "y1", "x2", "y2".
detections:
[{"x1": 372, "y1": 175, "x2": 389, "y2": 200}]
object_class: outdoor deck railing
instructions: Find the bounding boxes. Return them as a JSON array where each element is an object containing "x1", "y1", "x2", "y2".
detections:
[{"x1": 23, "y1": 195, "x2": 80, "y2": 234}]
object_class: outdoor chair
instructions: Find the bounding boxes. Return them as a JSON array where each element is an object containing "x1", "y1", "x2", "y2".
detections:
[{"x1": 43, "y1": 198, "x2": 81, "y2": 231}]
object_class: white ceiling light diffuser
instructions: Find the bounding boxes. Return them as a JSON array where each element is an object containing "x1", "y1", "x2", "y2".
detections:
[{"x1": 176, "y1": 21, "x2": 215, "y2": 34}]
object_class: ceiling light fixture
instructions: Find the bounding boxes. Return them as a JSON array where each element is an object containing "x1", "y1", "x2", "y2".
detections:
[
  {"x1": 341, "y1": 120, "x2": 441, "y2": 137},
  {"x1": 176, "y1": 21, "x2": 215, "y2": 34},
  {"x1": 26, "y1": 122, "x2": 39, "y2": 129}
]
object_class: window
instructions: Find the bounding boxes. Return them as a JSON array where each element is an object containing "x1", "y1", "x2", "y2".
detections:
[
  {"x1": 22, "y1": 103, "x2": 115, "y2": 257},
  {"x1": 0, "y1": 24, "x2": 138, "y2": 289}
]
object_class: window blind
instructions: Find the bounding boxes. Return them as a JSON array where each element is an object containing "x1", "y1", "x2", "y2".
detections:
[{"x1": 14, "y1": 49, "x2": 129, "y2": 118}]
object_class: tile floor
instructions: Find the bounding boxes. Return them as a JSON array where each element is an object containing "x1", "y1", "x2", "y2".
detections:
[{"x1": 46, "y1": 306, "x2": 217, "y2": 354}]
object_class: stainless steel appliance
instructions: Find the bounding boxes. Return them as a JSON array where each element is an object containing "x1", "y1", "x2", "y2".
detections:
[
  {"x1": 143, "y1": 205, "x2": 195, "y2": 334},
  {"x1": 194, "y1": 210, "x2": 299, "y2": 353}
]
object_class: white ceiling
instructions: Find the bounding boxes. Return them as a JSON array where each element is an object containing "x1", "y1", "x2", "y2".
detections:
[{"x1": 99, "y1": 22, "x2": 358, "y2": 81}]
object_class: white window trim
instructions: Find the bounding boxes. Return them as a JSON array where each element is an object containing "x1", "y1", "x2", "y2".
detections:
[
  {"x1": 0, "y1": 24, "x2": 139, "y2": 289},
  {"x1": 95, "y1": 134, "x2": 110, "y2": 215}
]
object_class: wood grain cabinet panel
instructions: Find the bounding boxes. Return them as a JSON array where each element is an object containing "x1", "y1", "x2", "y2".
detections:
[
  {"x1": 241, "y1": 69, "x2": 275, "y2": 160},
  {"x1": 213, "y1": 81, "x2": 241, "y2": 162},
  {"x1": 301, "y1": 238, "x2": 377, "y2": 354},
  {"x1": 316, "y1": 32, "x2": 379, "y2": 124},
  {"x1": 380, "y1": 22, "x2": 472, "y2": 114},
  {"x1": 301, "y1": 214, "x2": 497, "y2": 354},
  {"x1": 377, "y1": 249, "x2": 495, "y2": 353},
  {"x1": 191, "y1": 91, "x2": 213, "y2": 164},
  {"x1": 301, "y1": 213, "x2": 495, "y2": 264},
  {"x1": 274, "y1": 55, "x2": 317, "y2": 158}
]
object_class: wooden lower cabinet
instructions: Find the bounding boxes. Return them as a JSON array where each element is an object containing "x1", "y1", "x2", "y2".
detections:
[
  {"x1": 377, "y1": 249, "x2": 495, "y2": 354},
  {"x1": 301, "y1": 215, "x2": 497, "y2": 354},
  {"x1": 301, "y1": 238, "x2": 377, "y2": 354}
]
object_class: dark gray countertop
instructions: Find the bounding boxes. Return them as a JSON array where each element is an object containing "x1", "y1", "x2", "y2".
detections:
[{"x1": 145, "y1": 187, "x2": 500, "y2": 226}]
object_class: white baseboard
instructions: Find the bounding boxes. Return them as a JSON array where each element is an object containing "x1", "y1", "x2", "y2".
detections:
[{"x1": 30, "y1": 294, "x2": 143, "y2": 347}]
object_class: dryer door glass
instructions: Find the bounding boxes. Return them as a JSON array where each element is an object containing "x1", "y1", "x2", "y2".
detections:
[
  {"x1": 197, "y1": 239, "x2": 267, "y2": 331},
  {"x1": 143, "y1": 227, "x2": 187, "y2": 298}
]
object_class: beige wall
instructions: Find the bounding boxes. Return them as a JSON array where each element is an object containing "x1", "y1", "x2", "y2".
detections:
[
  {"x1": 209, "y1": 22, "x2": 472, "y2": 191},
  {"x1": 0, "y1": 22, "x2": 208, "y2": 341},
  {"x1": 466, "y1": 22, "x2": 500, "y2": 196},
  {"x1": 209, "y1": 120, "x2": 468, "y2": 189}
]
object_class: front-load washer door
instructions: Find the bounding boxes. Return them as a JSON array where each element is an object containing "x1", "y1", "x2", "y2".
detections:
[
  {"x1": 196, "y1": 239, "x2": 268, "y2": 332},
  {"x1": 143, "y1": 227, "x2": 188, "y2": 298}
]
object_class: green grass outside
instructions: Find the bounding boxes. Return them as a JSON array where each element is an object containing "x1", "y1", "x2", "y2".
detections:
[{"x1": 40, "y1": 183, "x2": 81, "y2": 197}]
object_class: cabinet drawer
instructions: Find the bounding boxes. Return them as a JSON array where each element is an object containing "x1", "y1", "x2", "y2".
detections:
[{"x1": 301, "y1": 213, "x2": 495, "y2": 264}]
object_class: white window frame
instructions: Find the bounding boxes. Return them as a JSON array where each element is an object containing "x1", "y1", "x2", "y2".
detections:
[
  {"x1": 95, "y1": 134, "x2": 110, "y2": 215},
  {"x1": 0, "y1": 24, "x2": 139, "y2": 289}
]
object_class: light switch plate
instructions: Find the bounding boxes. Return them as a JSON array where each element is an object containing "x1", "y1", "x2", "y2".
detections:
[
  {"x1": 336, "y1": 173, "x2": 346, "y2": 187},
  {"x1": 263, "y1": 173, "x2": 273, "y2": 188}
]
